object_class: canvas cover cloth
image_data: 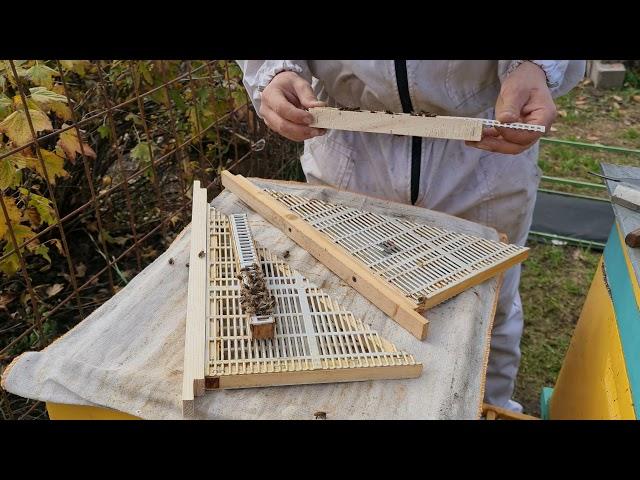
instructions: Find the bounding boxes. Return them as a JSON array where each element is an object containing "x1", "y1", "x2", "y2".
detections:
[
  {"x1": 238, "y1": 60, "x2": 586, "y2": 410},
  {"x1": 2, "y1": 179, "x2": 502, "y2": 419}
]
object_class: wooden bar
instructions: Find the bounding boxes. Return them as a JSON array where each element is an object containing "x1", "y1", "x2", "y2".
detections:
[
  {"x1": 181, "y1": 181, "x2": 208, "y2": 417},
  {"x1": 309, "y1": 107, "x2": 483, "y2": 141}
]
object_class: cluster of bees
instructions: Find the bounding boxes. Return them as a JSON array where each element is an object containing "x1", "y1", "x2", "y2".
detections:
[
  {"x1": 237, "y1": 263, "x2": 276, "y2": 316},
  {"x1": 337, "y1": 106, "x2": 437, "y2": 117}
]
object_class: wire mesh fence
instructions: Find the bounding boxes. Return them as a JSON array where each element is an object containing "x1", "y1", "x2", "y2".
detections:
[{"x1": 0, "y1": 60, "x2": 302, "y2": 419}]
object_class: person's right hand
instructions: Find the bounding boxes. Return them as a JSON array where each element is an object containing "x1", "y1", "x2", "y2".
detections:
[{"x1": 260, "y1": 71, "x2": 326, "y2": 142}]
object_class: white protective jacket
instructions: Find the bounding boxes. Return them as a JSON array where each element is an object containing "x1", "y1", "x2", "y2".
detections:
[{"x1": 237, "y1": 60, "x2": 586, "y2": 412}]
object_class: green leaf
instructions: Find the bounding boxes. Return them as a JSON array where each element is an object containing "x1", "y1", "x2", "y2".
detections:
[
  {"x1": 0, "y1": 243, "x2": 20, "y2": 276},
  {"x1": 0, "y1": 108, "x2": 53, "y2": 146},
  {"x1": 97, "y1": 125, "x2": 110, "y2": 140},
  {"x1": 0, "y1": 94, "x2": 12, "y2": 120},
  {"x1": 25, "y1": 63, "x2": 59, "y2": 89},
  {"x1": 28, "y1": 193, "x2": 55, "y2": 226},
  {"x1": 5, "y1": 224, "x2": 35, "y2": 246},
  {"x1": 138, "y1": 62, "x2": 153, "y2": 85},
  {"x1": 0, "y1": 158, "x2": 14, "y2": 190},
  {"x1": 29, "y1": 87, "x2": 68, "y2": 106},
  {"x1": 59, "y1": 60, "x2": 91, "y2": 77},
  {"x1": 100, "y1": 229, "x2": 129, "y2": 246},
  {"x1": 125, "y1": 112, "x2": 144, "y2": 126},
  {"x1": 168, "y1": 88, "x2": 186, "y2": 111},
  {"x1": 131, "y1": 142, "x2": 154, "y2": 180},
  {"x1": 34, "y1": 244, "x2": 51, "y2": 263},
  {"x1": 131, "y1": 141, "x2": 152, "y2": 163}
]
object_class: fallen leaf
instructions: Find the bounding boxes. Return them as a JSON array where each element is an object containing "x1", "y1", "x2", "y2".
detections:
[
  {"x1": 46, "y1": 283, "x2": 64, "y2": 297},
  {"x1": 0, "y1": 196, "x2": 22, "y2": 240},
  {"x1": 75, "y1": 263, "x2": 86, "y2": 278},
  {"x1": 550, "y1": 126, "x2": 558, "y2": 132},
  {"x1": 29, "y1": 87, "x2": 68, "y2": 108},
  {"x1": 56, "y1": 124, "x2": 96, "y2": 163},
  {"x1": 50, "y1": 102, "x2": 73, "y2": 122},
  {"x1": 50, "y1": 238, "x2": 64, "y2": 255},
  {"x1": 633, "y1": 95, "x2": 640, "y2": 103},
  {"x1": 0, "y1": 108, "x2": 53, "y2": 146},
  {"x1": 557, "y1": 110, "x2": 567, "y2": 117},
  {"x1": 0, "y1": 292, "x2": 16, "y2": 311},
  {"x1": 613, "y1": 102, "x2": 620, "y2": 109},
  {"x1": 575, "y1": 100, "x2": 587, "y2": 105},
  {"x1": 26, "y1": 63, "x2": 59, "y2": 89},
  {"x1": 612, "y1": 95, "x2": 623, "y2": 102},
  {"x1": 587, "y1": 135, "x2": 600, "y2": 141},
  {"x1": 59, "y1": 60, "x2": 91, "y2": 77},
  {"x1": 0, "y1": 158, "x2": 15, "y2": 190}
]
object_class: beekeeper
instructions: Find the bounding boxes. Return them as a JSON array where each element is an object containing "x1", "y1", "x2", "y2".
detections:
[{"x1": 236, "y1": 60, "x2": 586, "y2": 412}]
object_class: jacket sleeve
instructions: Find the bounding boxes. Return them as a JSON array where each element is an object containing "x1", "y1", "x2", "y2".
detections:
[
  {"x1": 235, "y1": 61, "x2": 313, "y2": 117},
  {"x1": 498, "y1": 60, "x2": 587, "y2": 98}
]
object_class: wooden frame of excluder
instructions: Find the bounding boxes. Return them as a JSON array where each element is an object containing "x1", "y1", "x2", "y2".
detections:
[
  {"x1": 182, "y1": 182, "x2": 422, "y2": 416},
  {"x1": 220, "y1": 171, "x2": 529, "y2": 341}
]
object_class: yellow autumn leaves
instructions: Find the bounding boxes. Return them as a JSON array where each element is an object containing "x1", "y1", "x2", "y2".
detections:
[{"x1": 0, "y1": 60, "x2": 95, "y2": 276}]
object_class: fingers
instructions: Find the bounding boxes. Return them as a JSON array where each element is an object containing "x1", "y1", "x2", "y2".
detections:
[
  {"x1": 466, "y1": 135, "x2": 536, "y2": 155},
  {"x1": 260, "y1": 71, "x2": 326, "y2": 141},
  {"x1": 493, "y1": 126, "x2": 542, "y2": 146},
  {"x1": 261, "y1": 104, "x2": 325, "y2": 142},
  {"x1": 292, "y1": 78, "x2": 326, "y2": 109},
  {"x1": 268, "y1": 88, "x2": 315, "y2": 125},
  {"x1": 495, "y1": 82, "x2": 529, "y2": 124}
]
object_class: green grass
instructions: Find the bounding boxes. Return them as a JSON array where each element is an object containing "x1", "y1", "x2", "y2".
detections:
[{"x1": 516, "y1": 243, "x2": 600, "y2": 415}]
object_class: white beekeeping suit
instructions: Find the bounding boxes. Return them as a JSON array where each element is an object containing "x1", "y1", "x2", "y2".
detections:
[{"x1": 237, "y1": 60, "x2": 586, "y2": 412}]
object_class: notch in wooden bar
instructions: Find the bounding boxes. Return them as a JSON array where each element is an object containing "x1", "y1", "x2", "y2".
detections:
[{"x1": 309, "y1": 106, "x2": 483, "y2": 141}]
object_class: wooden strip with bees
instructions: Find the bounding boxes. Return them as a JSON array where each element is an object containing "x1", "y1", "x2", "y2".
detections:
[{"x1": 308, "y1": 106, "x2": 483, "y2": 141}]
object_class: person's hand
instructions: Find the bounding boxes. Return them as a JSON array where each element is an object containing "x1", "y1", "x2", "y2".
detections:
[
  {"x1": 466, "y1": 62, "x2": 557, "y2": 155},
  {"x1": 260, "y1": 71, "x2": 326, "y2": 142}
]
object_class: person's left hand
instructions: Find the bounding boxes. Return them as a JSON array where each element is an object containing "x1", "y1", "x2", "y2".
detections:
[{"x1": 466, "y1": 61, "x2": 557, "y2": 155}]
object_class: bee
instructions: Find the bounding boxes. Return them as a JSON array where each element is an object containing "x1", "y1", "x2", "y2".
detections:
[
  {"x1": 314, "y1": 411, "x2": 327, "y2": 420},
  {"x1": 380, "y1": 239, "x2": 400, "y2": 254},
  {"x1": 384, "y1": 110, "x2": 394, "y2": 115},
  {"x1": 168, "y1": 258, "x2": 175, "y2": 265},
  {"x1": 283, "y1": 250, "x2": 290, "y2": 259}
]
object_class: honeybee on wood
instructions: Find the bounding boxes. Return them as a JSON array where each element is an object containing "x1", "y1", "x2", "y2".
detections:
[{"x1": 314, "y1": 411, "x2": 327, "y2": 420}]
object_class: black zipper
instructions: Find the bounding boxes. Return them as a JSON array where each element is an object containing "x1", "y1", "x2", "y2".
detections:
[{"x1": 394, "y1": 60, "x2": 421, "y2": 205}]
